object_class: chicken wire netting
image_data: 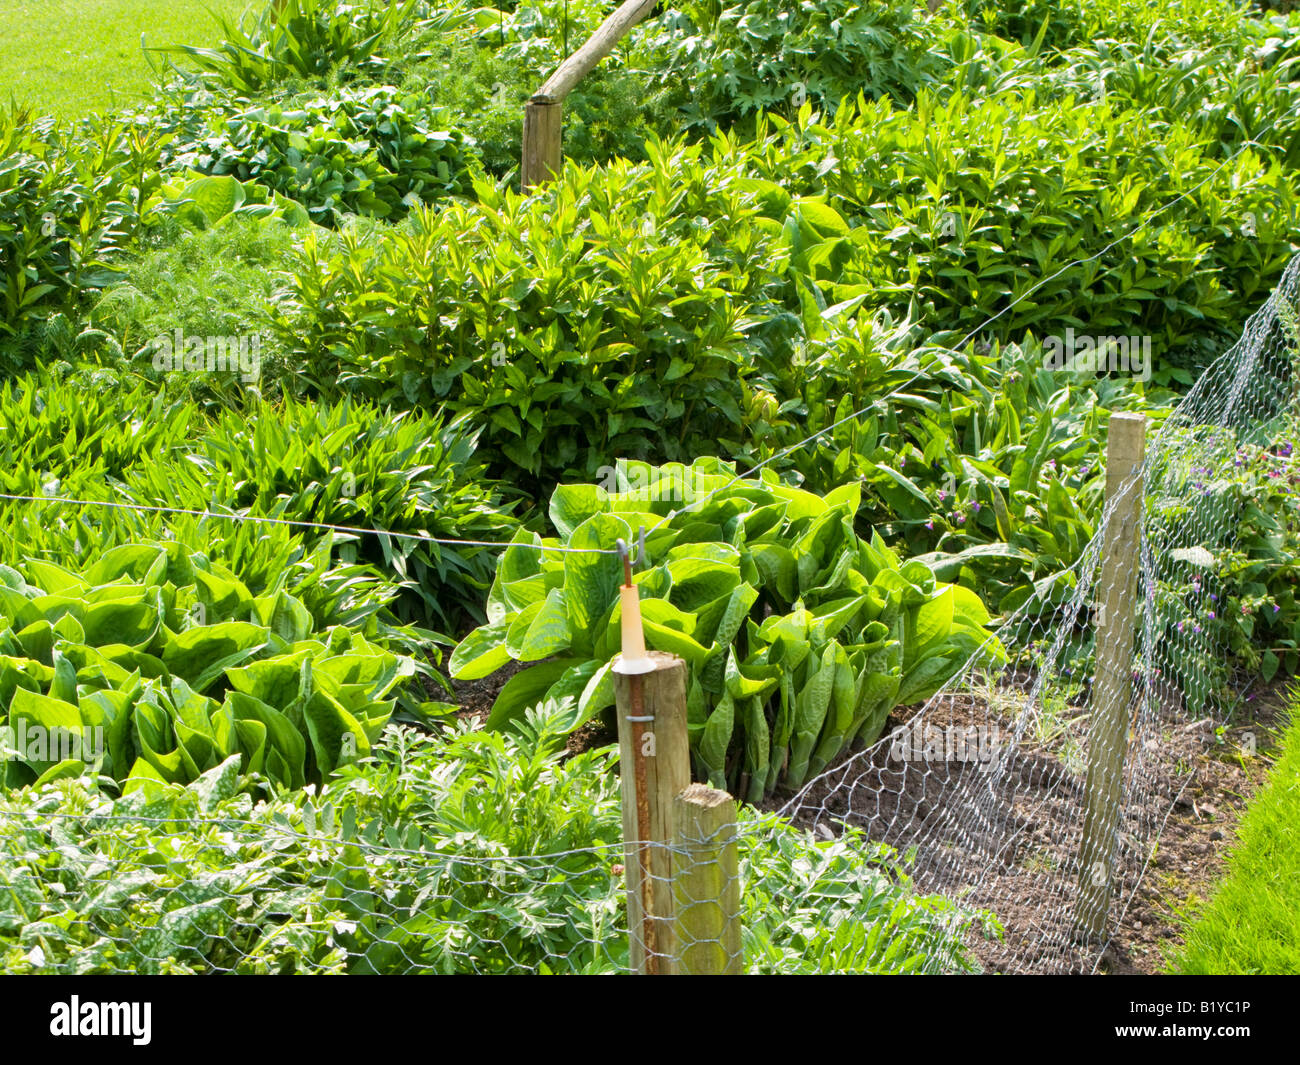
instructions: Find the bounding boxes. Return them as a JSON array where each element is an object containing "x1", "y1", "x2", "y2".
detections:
[
  {"x1": 3, "y1": 258, "x2": 1298, "y2": 976},
  {"x1": 770, "y1": 251, "x2": 1300, "y2": 974}
]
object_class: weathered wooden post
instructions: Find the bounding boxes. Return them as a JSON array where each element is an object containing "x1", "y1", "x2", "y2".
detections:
[
  {"x1": 519, "y1": 0, "x2": 659, "y2": 191},
  {"x1": 613, "y1": 647, "x2": 690, "y2": 974},
  {"x1": 1075, "y1": 411, "x2": 1147, "y2": 939},
  {"x1": 520, "y1": 98, "x2": 563, "y2": 192},
  {"x1": 672, "y1": 783, "x2": 743, "y2": 975}
]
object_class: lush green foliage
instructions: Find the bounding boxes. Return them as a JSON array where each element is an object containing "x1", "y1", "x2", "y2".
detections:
[
  {"x1": 451, "y1": 459, "x2": 1003, "y2": 799},
  {"x1": 0, "y1": 543, "x2": 414, "y2": 792},
  {"x1": 6, "y1": 0, "x2": 1300, "y2": 976},
  {"x1": 85, "y1": 216, "x2": 302, "y2": 404},
  {"x1": 157, "y1": 0, "x2": 453, "y2": 94},
  {"x1": 273, "y1": 143, "x2": 790, "y2": 486},
  {"x1": 761, "y1": 333, "x2": 1163, "y2": 612},
  {"x1": 729, "y1": 94, "x2": 1299, "y2": 371},
  {"x1": 0, "y1": 372, "x2": 515, "y2": 630},
  {"x1": 646, "y1": 0, "x2": 949, "y2": 125},
  {"x1": 0, "y1": 712, "x2": 985, "y2": 973},
  {"x1": 0, "y1": 109, "x2": 167, "y2": 360},
  {"x1": 171, "y1": 86, "x2": 477, "y2": 224},
  {"x1": 128, "y1": 396, "x2": 518, "y2": 629}
]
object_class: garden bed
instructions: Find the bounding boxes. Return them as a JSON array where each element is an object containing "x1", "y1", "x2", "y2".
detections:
[{"x1": 771, "y1": 678, "x2": 1289, "y2": 974}]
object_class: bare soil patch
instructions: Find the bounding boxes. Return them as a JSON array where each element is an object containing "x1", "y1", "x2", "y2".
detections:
[{"x1": 767, "y1": 679, "x2": 1288, "y2": 973}]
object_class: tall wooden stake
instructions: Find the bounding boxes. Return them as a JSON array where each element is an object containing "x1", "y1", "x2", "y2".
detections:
[
  {"x1": 519, "y1": 0, "x2": 659, "y2": 192},
  {"x1": 672, "y1": 784, "x2": 742, "y2": 975},
  {"x1": 614, "y1": 652, "x2": 689, "y2": 974},
  {"x1": 1075, "y1": 411, "x2": 1147, "y2": 940}
]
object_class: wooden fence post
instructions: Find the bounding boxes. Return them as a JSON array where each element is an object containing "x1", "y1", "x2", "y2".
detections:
[
  {"x1": 519, "y1": 0, "x2": 659, "y2": 192},
  {"x1": 613, "y1": 651, "x2": 689, "y2": 974},
  {"x1": 520, "y1": 98, "x2": 563, "y2": 192},
  {"x1": 672, "y1": 784, "x2": 742, "y2": 975},
  {"x1": 1075, "y1": 411, "x2": 1147, "y2": 939}
]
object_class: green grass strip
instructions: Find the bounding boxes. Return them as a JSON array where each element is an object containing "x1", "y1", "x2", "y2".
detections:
[{"x1": 1172, "y1": 696, "x2": 1300, "y2": 974}]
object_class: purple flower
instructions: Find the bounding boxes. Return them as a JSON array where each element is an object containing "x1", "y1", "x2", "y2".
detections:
[
  {"x1": 1274, "y1": 604, "x2": 1281, "y2": 614},
  {"x1": 972, "y1": 502, "x2": 981, "y2": 512},
  {"x1": 1208, "y1": 611, "x2": 1216, "y2": 619},
  {"x1": 956, "y1": 514, "x2": 966, "y2": 525},
  {"x1": 1281, "y1": 443, "x2": 1293, "y2": 458},
  {"x1": 938, "y1": 490, "x2": 947, "y2": 501},
  {"x1": 925, "y1": 520, "x2": 934, "y2": 530},
  {"x1": 1194, "y1": 624, "x2": 1203, "y2": 634},
  {"x1": 1209, "y1": 593, "x2": 1217, "y2": 601},
  {"x1": 1177, "y1": 622, "x2": 1185, "y2": 633}
]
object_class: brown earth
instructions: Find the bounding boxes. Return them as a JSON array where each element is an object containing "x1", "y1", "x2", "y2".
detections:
[{"x1": 767, "y1": 677, "x2": 1289, "y2": 974}]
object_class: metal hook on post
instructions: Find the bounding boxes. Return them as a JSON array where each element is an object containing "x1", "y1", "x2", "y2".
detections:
[{"x1": 616, "y1": 525, "x2": 648, "y2": 576}]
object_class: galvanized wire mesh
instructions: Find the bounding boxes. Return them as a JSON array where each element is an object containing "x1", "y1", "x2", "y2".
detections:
[{"x1": 774, "y1": 253, "x2": 1300, "y2": 973}]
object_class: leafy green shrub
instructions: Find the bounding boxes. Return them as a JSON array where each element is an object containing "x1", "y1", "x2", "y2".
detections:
[
  {"x1": 0, "y1": 712, "x2": 986, "y2": 973},
  {"x1": 157, "y1": 0, "x2": 467, "y2": 95},
  {"x1": 737, "y1": 89, "x2": 1300, "y2": 370},
  {"x1": 450, "y1": 458, "x2": 1004, "y2": 800},
  {"x1": 643, "y1": 0, "x2": 950, "y2": 129},
  {"x1": 123, "y1": 396, "x2": 520, "y2": 630},
  {"x1": 172, "y1": 86, "x2": 477, "y2": 224},
  {"x1": 0, "y1": 107, "x2": 167, "y2": 364},
  {"x1": 272, "y1": 139, "x2": 791, "y2": 488},
  {"x1": 0, "y1": 543, "x2": 415, "y2": 793}
]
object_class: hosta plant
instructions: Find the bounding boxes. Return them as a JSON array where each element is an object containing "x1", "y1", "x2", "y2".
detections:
[
  {"x1": 173, "y1": 86, "x2": 477, "y2": 224},
  {"x1": 450, "y1": 458, "x2": 1004, "y2": 800},
  {"x1": 0, "y1": 543, "x2": 415, "y2": 794}
]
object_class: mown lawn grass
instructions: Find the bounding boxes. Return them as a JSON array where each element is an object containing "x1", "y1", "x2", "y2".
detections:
[
  {"x1": 0, "y1": 0, "x2": 248, "y2": 122},
  {"x1": 1172, "y1": 696, "x2": 1300, "y2": 974}
]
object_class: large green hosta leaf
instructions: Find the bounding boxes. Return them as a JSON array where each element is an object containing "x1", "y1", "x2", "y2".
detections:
[
  {"x1": 0, "y1": 545, "x2": 414, "y2": 796},
  {"x1": 452, "y1": 458, "x2": 1003, "y2": 798}
]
